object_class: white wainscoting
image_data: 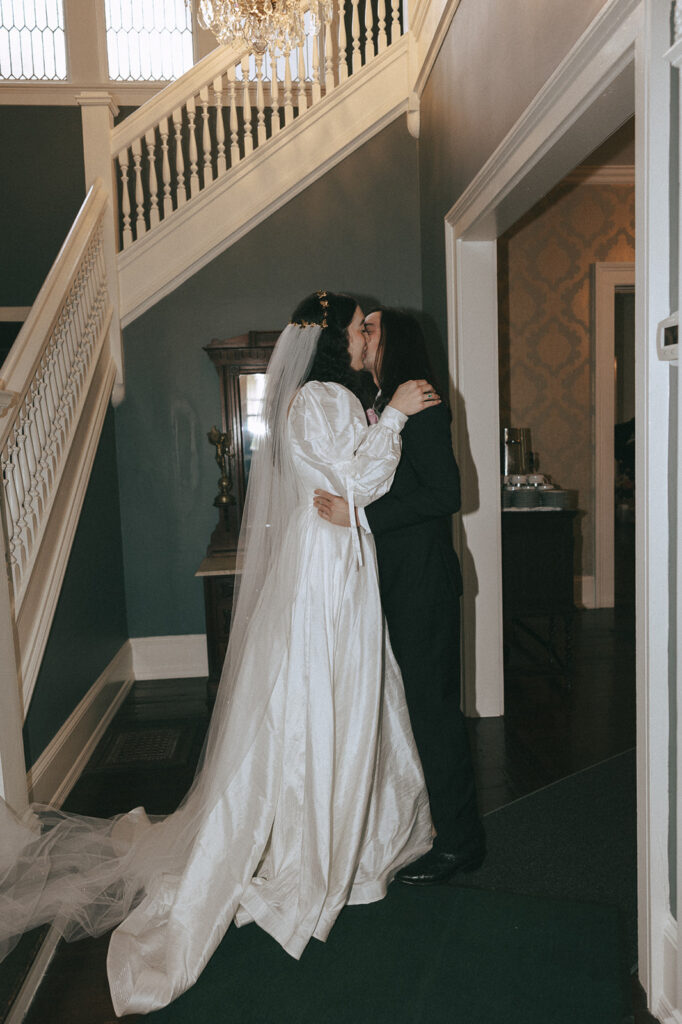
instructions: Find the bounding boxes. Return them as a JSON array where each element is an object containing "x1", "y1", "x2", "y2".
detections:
[
  {"x1": 129, "y1": 634, "x2": 209, "y2": 681},
  {"x1": 26, "y1": 641, "x2": 135, "y2": 807},
  {"x1": 9, "y1": 634, "x2": 206, "y2": 1023},
  {"x1": 25, "y1": 634, "x2": 208, "y2": 806}
]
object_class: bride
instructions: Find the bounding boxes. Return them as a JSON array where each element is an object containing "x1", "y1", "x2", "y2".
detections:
[{"x1": 0, "y1": 290, "x2": 439, "y2": 1016}]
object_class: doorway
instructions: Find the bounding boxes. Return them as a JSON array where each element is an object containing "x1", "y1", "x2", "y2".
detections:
[
  {"x1": 595, "y1": 262, "x2": 636, "y2": 608},
  {"x1": 444, "y1": 0, "x2": 674, "y2": 1011}
]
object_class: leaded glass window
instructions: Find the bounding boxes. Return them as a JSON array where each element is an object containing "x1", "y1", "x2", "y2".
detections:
[
  {"x1": 105, "y1": 0, "x2": 194, "y2": 82},
  {"x1": 0, "y1": 0, "x2": 67, "y2": 81}
]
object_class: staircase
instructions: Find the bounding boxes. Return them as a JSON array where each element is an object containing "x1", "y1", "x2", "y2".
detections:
[{"x1": 0, "y1": 0, "x2": 446, "y2": 810}]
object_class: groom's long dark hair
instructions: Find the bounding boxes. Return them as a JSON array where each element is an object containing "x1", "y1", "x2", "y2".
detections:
[{"x1": 372, "y1": 309, "x2": 438, "y2": 410}]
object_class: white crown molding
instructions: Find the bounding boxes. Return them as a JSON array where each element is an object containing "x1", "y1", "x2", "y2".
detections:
[
  {"x1": 26, "y1": 641, "x2": 134, "y2": 806},
  {"x1": 565, "y1": 163, "x2": 635, "y2": 185},
  {"x1": 117, "y1": 35, "x2": 412, "y2": 326},
  {"x1": 129, "y1": 635, "x2": 209, "y2": 681},
  {"x1": 444, "y1": 0, "x2": 640, "y2": 239}
]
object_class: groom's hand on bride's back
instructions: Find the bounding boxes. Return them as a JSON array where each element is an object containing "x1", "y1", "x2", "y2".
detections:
[{"x1": 313, "y1": 490, "x2": 353, "y2": 527}]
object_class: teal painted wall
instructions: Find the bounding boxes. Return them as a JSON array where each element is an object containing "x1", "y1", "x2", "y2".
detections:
[
  {"x1": 115, "y1": 117, "x2": 422, "y2": 637},
  {"x1": 0, "y1": 106, "x2": 86, "y2": 305},
  {"x1": 22, "y1": 408, "x2": 128, "y2": 769}
]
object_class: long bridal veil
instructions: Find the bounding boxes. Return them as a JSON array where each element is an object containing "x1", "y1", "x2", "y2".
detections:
[{"x1": 0, "y1": 323, "x2": 323, "y2": 963}]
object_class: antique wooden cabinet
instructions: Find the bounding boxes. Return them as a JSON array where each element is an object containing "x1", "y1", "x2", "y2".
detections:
[{"x1": 197, "y1": 330, "x2": 278, "y2": 698}]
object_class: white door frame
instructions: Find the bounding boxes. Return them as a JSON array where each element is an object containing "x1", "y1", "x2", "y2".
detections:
[
  {"x1": 445, "y1": 0, "x2": 673, "y2": 1012},
  {"x1": 594, "y1": 261, "x2": 636, "y2": 609}
]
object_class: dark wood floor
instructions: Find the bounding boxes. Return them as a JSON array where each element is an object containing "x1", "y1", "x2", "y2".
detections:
[{"x1": 17, "y1": 521, "x2": 657, "y2": 1023}]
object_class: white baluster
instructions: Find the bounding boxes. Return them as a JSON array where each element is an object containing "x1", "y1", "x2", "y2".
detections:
[
  {"x1": 4, "y1": 457, "x2": 25, "y2": 570},
  {"x1": 131, "y1": 138, "x2": 145, "y2": 240},
  {"x1": 297, "y1": 42, "x2": 308, "y2": 113},
  {"x1": 351, "y1": 0, "x2": 361, "y2": 73},
  {"x1": 29, "y1": 404, "x2": 46, "y2": 513},
  {"x1": 255, "y1": 54, "x2": 267, "y2": 145},
  {"x1": 2, "y1": 456, "x2": 20, "y2": 564},
  {"x1": 25, "y1": 404, "x2": 44, "y2": 518},
  {"x1": 284, "y1": 49, "x2": 294, "y2": 125},
  {"x1": 270, "y1": 52, "x2": 280, "y2": 135},
  {"x1": 172, "y1": 107, "x2": 187, "y2": 207},
  {"x1": 117, "y1": 149, "x2": 133, "y2": 248},
  {"x1": 145, "y1": 127, "x2": 159, "y2": 228},
  {"x1": 159, "y1": 117, "x2": 173, "y2": 217},
  {"x1": 200, "y1": 86, "x2": 213, "y2": 186},
  {"x1": 186, "y1": 97, "x2": 200, "y2": 197},
  {"x1": 16, "y1": 433, "x2": 34, "y2": 548},
  {"x1": 324, "y1": 18, "x2": 335, "y2": 92},
  {"x1": 377, "y1": 0, "x2": 387, "y2": 51},
  {"x1": 337, "y1": 0, "x2": 348, "y2": 82},
  {"x1": 213, "y1": 75, "x2": 227, "y2": 176},
  {"x1": 228, "y1": 65, "x2": 240, "y2": 165},
  {"x1": 9, "y1": 437, "x2": 29, "y2": 566},
  {"x1": 364, "y1": 0, "x2": 375, "y2": 60},
  {"x1": 33, "y1": 377, "x2": 52, "y2": 492},
  {"x1": 311, "y1": 30, "x2": 322, "y2": 104},
  {"x1": 391, "y1": 0, "x2": 400, "y2": 40},
  {"x1": 241, "y1": 61, "x2": 253, "y2": 156}
]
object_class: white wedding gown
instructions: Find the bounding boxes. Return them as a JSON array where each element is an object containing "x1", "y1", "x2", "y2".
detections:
[{"x1": 0, "y1": 382, "x2": 432, "y2": 1017}]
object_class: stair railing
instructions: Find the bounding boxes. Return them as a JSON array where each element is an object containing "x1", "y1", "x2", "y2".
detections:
[
  {"x1": 110, "y1": 0, "x2": 402, "y2": 250},
  {"x1": 0, "y1": 180, "x2": 118, "y2": 710}
]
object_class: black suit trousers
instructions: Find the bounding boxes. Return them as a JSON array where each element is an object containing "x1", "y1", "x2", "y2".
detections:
[
  {"x1": 378, "y1": 565, "x2": 479, "y2": 853},
  {"x1": 366, "y1": 404, "x2": 481, "y2": 853}
]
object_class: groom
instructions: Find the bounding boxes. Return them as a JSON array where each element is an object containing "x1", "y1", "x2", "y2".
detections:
[{"x1": 314, "y1": 307, "x2": 485, "y2": 884}]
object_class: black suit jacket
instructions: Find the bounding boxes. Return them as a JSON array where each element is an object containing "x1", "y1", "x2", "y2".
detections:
[{"x1": 365, "y1": 402, "x2": 463, "y2": 602}]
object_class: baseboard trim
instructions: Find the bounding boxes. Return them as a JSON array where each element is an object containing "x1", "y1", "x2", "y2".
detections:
[
  {"x1": 26, "y1": 641, "x2": 134, "y2": 807},
  {"x1": 129, "y1": 634, "x2": 208, "y2": 681},
  {"x1": 4, "y1": 925, "x2": 61, "y2": 1024},
  {"x1": 574, "y1": 575, "x2": 596, "y2": 609},
  {"x1": 659, "y1": 914, "x2": 682, "y2": 1022}
]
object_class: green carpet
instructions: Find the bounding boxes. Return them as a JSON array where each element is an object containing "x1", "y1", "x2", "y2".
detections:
[
  {"x1": 458, "y1": 749, "x2": 637, "y2": 967},
  {"x1": 148, "y1": 884, "x2": 628, "y2": 1024}
]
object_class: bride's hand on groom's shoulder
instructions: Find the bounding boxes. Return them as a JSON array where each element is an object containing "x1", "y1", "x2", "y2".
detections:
[
  {"x1": 389, "y1": 380, "x2": 441, "y2": 416},
  {"x1": 313, "y1": 490, "x2": 353, "y2": 527}
]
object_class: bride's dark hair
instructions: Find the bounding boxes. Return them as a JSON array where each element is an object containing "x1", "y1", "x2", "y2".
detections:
[{"x1": 290, "y1": 291, "x2": 359, "y2": 391}]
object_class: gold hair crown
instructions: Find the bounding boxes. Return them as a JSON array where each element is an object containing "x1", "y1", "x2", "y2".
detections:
[{"x1": 290, "y1": 290, "x2": 329, "y2": 330}]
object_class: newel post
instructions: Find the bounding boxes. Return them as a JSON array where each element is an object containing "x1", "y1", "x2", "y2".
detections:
[{"x1": 76, "y1": 91, "x2": 125, "y2": 406}]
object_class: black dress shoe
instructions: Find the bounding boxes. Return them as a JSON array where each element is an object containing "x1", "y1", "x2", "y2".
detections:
[{"x1": 396, "y1": 844, "x2": 485, "y2": 886}]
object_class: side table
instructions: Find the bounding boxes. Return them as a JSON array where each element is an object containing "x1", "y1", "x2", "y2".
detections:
[
  {"x1": 501, "y1": 508, "x2": 578, "y2": 680},
  {"x1": 196, "y1": 552, "x2": 240, "y2": 702}
]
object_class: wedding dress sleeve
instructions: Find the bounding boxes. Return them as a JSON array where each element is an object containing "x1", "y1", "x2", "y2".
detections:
[{"x1": 288, "y1": 381, "x2": 406, "y2": 506}]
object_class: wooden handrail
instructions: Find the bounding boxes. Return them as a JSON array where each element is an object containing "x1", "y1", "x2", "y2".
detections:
[{"x1": 0, "y1": 180, "x2": 108, "y2": 440}]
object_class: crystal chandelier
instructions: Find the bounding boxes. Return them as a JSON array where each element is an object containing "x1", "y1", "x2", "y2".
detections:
[{"x1": 194, "y1": 0, "x2": 332, "y2": 53}]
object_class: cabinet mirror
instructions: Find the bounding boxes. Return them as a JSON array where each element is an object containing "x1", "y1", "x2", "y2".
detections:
[{"x1": 204, "y1": 330, "x2": 278, "y2": 553}]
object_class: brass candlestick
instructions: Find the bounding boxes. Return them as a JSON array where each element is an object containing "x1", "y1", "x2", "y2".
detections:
[
  {"x1": 206, "y1": 426, "x2": 237, "y2": 554},
  {"x1": 207, "y1": 425, "x2": 235, "y2": 509}
]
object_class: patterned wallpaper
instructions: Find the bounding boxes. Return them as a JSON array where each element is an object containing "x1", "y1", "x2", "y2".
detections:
[{"x1": 498, "y1": 181, "x2": 635, "y2": 580}]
